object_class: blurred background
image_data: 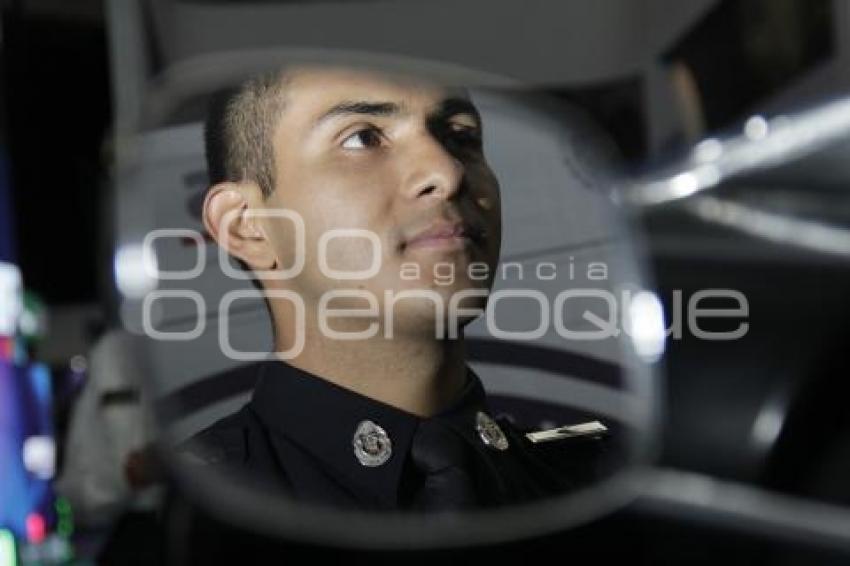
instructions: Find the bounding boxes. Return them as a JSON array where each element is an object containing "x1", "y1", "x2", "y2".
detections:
[{"x1": 2, "y1": 0, "x2": 850, "y2": 564}]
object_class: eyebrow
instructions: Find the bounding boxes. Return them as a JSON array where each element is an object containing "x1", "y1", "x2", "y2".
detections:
[
  {"x1": 314, "y1": 101, "x2": 403, "y2": 129},
  {"x1": 312, "y1": 97, "x2": 482, "y2": 131}
]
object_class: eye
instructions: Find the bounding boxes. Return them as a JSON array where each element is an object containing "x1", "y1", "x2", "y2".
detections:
[
  {"x1": 341, "y1": 127, "x2": 384, "y2": 149},
  {"x1": 447, "y1": 122, "x2": 482, "y2": 148}
]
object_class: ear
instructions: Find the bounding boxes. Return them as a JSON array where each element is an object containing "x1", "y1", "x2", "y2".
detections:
[{"x1": 202, "y1": 182, "x2": 277, "y2": 271}]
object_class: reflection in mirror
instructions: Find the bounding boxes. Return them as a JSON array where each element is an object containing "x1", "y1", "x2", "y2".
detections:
[{"x1": 112, "y1": 61, "x2": 659, "y2": 547}]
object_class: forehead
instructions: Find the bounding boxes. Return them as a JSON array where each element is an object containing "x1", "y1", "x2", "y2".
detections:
[{"x1": 280, "y1": 66, "x2": 469, "y2": 122}]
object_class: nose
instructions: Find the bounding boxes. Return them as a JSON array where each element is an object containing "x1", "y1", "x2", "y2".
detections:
[{"x1": 403, "y1": 132, "x2": 465, "y2": 202}]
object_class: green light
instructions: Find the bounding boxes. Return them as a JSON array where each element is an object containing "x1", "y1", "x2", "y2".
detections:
[
  {"x1": 57, "y1": 519, "x2": 73, "y2": 538},
  {"x1": 55, "y1": 497, "x2": 75, "y2": 537},
  {"x1": 0, "y1": 529, "x2": 16, "y2": 566},
  {"x1": 55, "y1": 498, "x2": 70, "y2": 515}
]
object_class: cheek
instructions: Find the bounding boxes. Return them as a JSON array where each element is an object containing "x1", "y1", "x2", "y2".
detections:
[
  {"x1": 290, "y1": 183, "x2": 394, "y2": 277},
  {"x1": 320, "y1": 235, "x2": 385, "y2": 276}
]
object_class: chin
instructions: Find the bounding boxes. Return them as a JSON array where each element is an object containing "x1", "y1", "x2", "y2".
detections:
[{"x1": 380, "y1": 301, "x2": 468, "y2": 341}]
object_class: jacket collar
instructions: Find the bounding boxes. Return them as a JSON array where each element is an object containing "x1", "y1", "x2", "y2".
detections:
[{"x1": 249, "y1": 358, "x2": 490, "y2": 508}]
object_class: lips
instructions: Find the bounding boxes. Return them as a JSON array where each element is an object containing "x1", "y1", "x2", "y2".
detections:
[{"x1": 404, "y1": 221, "x2": 483, "y2": 250}]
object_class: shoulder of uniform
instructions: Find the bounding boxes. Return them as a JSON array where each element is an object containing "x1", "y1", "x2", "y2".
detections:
[
  {"x1": 498, "y1": 417, "x2": 617, "y2": 466},
  {"x1": 521, "y1": 418, "x2": 625, "y2": 478}
]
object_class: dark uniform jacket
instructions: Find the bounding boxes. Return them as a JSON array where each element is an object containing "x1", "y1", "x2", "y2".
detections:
[{"x1": 179, "y1": 359, "x2": 619, "y2": 511}]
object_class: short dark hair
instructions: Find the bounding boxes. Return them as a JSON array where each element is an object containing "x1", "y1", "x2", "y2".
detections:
[{"x1": 204, "y1": 70, "x2": 289, "y2": 198}]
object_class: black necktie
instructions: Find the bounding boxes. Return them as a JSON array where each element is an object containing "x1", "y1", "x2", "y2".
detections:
[{"x1": 406, "y1": 419, "x2": 479, "y2": 511}]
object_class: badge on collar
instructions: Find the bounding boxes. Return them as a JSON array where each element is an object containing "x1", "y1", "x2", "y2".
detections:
[
  {"x1": 352, "y1": 420, "x2": 393, "y2": 467},
  {"x1": 476, "y1": 411, "x2": 510, "y2": 451}
]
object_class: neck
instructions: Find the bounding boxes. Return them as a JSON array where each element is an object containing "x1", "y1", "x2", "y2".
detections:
[{"x1": 271, "y1": 315, "x2": 468, "y2": 418}]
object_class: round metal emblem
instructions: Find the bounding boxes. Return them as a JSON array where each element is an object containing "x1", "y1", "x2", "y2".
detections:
[
  {"x1": 352, "y1": 420, "x2": 393, "y2": 467},
  {"x1": 476, "y1": 411, "x2": 509, "y2": 451}
]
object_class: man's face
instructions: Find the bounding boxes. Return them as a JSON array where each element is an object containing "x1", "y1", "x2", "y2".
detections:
[{"x1": 260, "y1": 66, "x2": 502, "y2": 335}]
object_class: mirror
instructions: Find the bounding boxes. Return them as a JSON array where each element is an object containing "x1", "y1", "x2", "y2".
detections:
[{"x1": 108, "y1": 55, "x2": 660, "y2": 549}]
